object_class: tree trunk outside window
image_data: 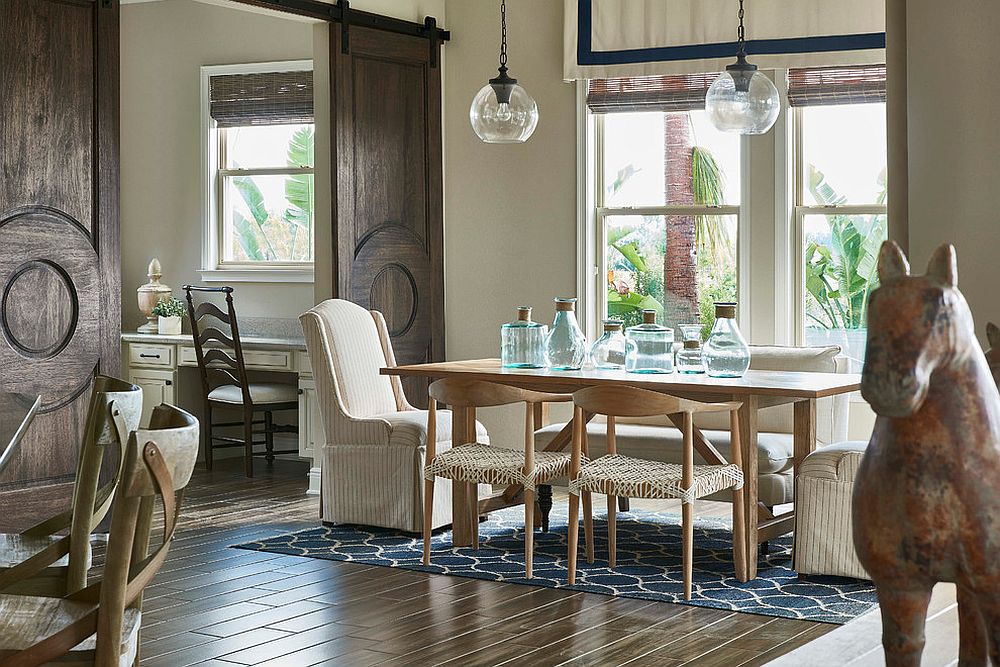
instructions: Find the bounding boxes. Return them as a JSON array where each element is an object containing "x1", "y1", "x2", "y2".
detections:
[{"x1": 663, "y1": 114, "x2": 699, "y2": 326}]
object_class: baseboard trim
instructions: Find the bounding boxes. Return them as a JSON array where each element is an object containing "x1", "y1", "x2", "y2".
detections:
[{"x1": 307, "y1": 466, "x2": 321, "y2": 495}]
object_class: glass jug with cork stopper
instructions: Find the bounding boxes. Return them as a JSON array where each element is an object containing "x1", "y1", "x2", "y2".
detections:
[
  {"x1": 545, "y1": 297, "x2": 588, "y2": 370},
  {"x1": 590, "y1": 319, "x2": 626, "y2": 370},
  {"x1": 625, "y1": 309, "x2": 674, "y2": 374},
  {"x1": 676, "y1": 323, "x2": 705, "y2": 374},
  {"x1": 703, "y1": 302, "x2": 751, "y2": 377},
  {"x1": 500, "y1": 306, "x2": 547, "y2": 368}
]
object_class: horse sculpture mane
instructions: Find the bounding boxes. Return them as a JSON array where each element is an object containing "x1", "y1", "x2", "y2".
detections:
[{"x1": 854, "y1": 241, "x2": 1000, "y2": 666}]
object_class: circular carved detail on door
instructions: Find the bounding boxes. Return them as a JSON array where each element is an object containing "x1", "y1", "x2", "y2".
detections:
[
  {"x1": 370, "y1": 263, "x2": 418, "y2": 337},
  {"x1": 2, "y1": 260, "x2": 79, "y2": 359}
]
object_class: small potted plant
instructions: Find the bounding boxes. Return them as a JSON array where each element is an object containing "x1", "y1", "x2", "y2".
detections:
[{"x1": 151, "y1": 297, "x2": 186, "y2": 335}]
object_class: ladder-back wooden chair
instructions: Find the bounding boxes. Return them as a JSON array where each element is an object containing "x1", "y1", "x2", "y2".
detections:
[
  {"x1": 0, "y1": 376, "x2": 142, "y2": 597},
  {"x1": 184, "y1": 285, "x2": 297, "y2": 477},
  {"x1": 566, "y1": 386, "x2": 748, "y2": 599},
  {"x1": 422, "y1": 378, "x2": 576, "y2": 578},
  {"x1": 0, "y1": 403, "x2": 199, "y2": 666}
]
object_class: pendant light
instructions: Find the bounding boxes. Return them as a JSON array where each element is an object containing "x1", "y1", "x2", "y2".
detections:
[
  {"x1": 706, "y1": 0, "x2": 780, "y2": 135},
  {"x1": 469, "y1": 0, "x2": 538, "y2": 144}
]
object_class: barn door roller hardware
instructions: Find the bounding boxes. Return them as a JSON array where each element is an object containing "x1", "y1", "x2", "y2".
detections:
[{"x1": 232, "y1": 0, "x2": 449, "y2": 65}]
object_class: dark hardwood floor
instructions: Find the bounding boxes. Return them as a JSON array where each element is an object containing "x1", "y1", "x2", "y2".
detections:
[{"x1": 3, "y1": 459, "x2": 833, "y2": 666}]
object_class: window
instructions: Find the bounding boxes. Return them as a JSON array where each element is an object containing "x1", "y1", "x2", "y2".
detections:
[
  {"x1": 589, "y1": 76, "x2": 742, "y2": 338},
  {"x1": 201, "y1": 62, "x2": 314, "y2": 282},
  {"x1": 582, "y1": 66, "x2": 888, "y2": 366},
  {"x1": 791, "y1": 67, "x2": 888, "y2": 372}
]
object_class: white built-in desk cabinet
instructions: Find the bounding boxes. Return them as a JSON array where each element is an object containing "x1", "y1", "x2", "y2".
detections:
[{"x1": 120, "y1": 332, "x2": 321, "y2": 493}]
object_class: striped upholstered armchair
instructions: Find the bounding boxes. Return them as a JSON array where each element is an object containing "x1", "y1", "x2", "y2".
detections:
[{"x1": 300, "y1": 299, "x2": 488, "y2": 532}]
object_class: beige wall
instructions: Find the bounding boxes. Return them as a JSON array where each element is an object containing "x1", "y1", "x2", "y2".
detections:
[
  {"x1": 120, "y1": 0, "x2": 314, "y2": 330},
  {"x1": 906, "y1": 0, "x2": 1000, "y2": 343}
]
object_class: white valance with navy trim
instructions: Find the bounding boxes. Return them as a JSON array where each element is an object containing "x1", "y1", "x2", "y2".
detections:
[{"x1": 564, "y1": 0, "x2": 886, "y2": 81}]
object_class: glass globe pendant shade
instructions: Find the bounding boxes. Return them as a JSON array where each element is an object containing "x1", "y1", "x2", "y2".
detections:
[
  {"x1": 470, "y1": 72, "x2": 539, "y2": 144},
  {"x1": 706, "y1": 64, "x2": 780, "y2": 135}
]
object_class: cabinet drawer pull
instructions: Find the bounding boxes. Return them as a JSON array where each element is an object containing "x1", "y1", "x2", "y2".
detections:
[
  {"x1": 140, "y1": 353, "x2": 161, "y2": 359},
  {"x1": 165, "y1": 380, "x2": 173, "y2": 386}
]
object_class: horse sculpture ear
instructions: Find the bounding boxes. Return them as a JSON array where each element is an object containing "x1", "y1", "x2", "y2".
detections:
[
  {"x1": 877, "y1": 240, "x2": 910, "y2": 283},
  {"x1": 988, "y1": 322, "x2": 1000, "y2": 348},
  {"x1": 926, "y1": 244, "x2": 958, "y2": 287}
]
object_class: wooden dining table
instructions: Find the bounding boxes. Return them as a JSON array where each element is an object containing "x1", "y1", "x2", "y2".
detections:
[
  {"x1": 382, "y1": 359, "x2": 861, "y2": 579},
  {"x1": 0, "y1": 393, "x2": 43, "y2": 476}
]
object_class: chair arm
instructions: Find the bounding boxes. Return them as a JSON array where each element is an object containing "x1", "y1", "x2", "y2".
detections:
[{"x1": 328, "y1": 415, "x2": 394, "y2": 446}]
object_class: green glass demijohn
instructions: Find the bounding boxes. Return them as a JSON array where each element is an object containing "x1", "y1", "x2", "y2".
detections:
[
  {"x1": 703, "y1": 302, "x2": 751, "y2": 377},
  {"x1": 545, "y1": 298, "x2": 588, "y2": 371},
  {"x1": 625, "y1": 309, "x2": 674, "y2": 374},
  {"x1": 500, "y1": 306, "x2": 547, "y2": 369}
]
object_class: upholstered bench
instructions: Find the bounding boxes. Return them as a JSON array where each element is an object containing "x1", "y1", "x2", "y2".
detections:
[{"x1": 793, "y1": 441, "x2": 870, "y2": 579}]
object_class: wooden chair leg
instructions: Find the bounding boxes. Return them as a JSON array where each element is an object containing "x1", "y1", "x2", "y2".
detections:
[
  {"x1": 583, "y1": 490, "x2": 594, "y2": 564},
  {"x1": 524, "y1": 487, "x2": 535, "y2": 578},
  {"x1": 469, "y1": 482, "x2": 479, "y2": 550},
  {"x1": 264, "y1": 410, "x2": 275, "y2": 463},
  {"x1": 537, "y1": 484, "x2": 553, "y2": 532},
  {"x1": 204, "y1": 403, "x2": 214, "y2": 470},
  {"x1": 243, "y1": 408, "x2": 254, "y2": 478},
  {"x1": 683, "y1": 500, "x2": 694, "y2": 601},
  {"x1": 607, "y1": 494, "x2": 617, "y2": 568},
  {"x1": 567, "y1": 492, "x2": 580, "y2": 585},
  {"x1": 422, "y1": 478, "x2": 435, "y2": 565}
]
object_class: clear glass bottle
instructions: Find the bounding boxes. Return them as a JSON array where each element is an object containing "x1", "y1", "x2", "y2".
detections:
[
  {"x1": 500, "y1": 306, "x2": 547, "y2": 368},
  {"x1": 625, "y1": 309, "x2": 674, "y2": 374},
  {"x1": 545, "y1": 298, "x2": 588, "y2": 371},
  {"x1": 590, "y1": 320, "x2": 626, "y2": 370},
  {"x1": 703, "y1": 302, "x2": 751, "y2": 377},
  {"x1": 676, "y1": 323, "x2": 705, "y2": 374}
]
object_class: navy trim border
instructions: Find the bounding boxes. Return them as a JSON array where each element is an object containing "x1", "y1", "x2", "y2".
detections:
[{"x1": 577, "y1": 0, "x2": 885, "y2": 67}]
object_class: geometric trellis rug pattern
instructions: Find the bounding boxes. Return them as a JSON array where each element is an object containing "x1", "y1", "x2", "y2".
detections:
[{"x1": 233, "y1": 506, "x2": 878, "y2": 625}]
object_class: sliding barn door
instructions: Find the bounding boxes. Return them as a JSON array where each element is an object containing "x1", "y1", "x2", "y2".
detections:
[
  {"x1": 0, "y1": 0, "x2": 120, "y2": 488},
  {"x1": 331, "y1": 26, "x2": 444, "y2": 407}
]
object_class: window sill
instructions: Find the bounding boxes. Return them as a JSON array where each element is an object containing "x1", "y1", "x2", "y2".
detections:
[{"x1": 198, "y1": 267, "x2": 314, "y2": 284}]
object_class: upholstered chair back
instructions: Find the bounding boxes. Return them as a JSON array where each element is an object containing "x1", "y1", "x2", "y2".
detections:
[{"x1": 301, "y1": 300, "x2": 410, "y2": 442}]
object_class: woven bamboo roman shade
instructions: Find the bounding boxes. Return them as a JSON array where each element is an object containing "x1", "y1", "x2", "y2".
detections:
[
  {"x1": 209, "y1": 70, "x2": 313, "y2": 127},
  {"x1": 787, "y1": 65, "x2": 886, "y2": 107},
  {"x1": 587, "y1": 73, "x2": 720, "y2": 113}
]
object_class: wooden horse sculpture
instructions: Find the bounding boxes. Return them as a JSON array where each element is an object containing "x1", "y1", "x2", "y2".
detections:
[
  {"x1": 985, "y1": 322, "x2": 1000, "y2": 388},
  {"x1": 854, "y1": 241, "x2": 1000, "y2": 666}
]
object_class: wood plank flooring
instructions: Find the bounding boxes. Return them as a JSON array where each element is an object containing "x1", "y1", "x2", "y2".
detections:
[{"x1": 2, "y1": 459, "x2": 834, "y2": 666}]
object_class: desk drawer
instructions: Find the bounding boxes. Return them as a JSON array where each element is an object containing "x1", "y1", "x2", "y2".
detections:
[
  {"x1": 129, "y1": 344, "x2": 174, "y2": 368},
  {"x1": 179, "y1": 346, "x2": 292, "y2": 371}
]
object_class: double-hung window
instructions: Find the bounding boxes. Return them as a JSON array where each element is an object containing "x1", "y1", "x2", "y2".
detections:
[
  {"x1": 201, "y1": 61, "x2": 315, "y2": 282},
  {"x1": 587, "y1": 75, "x2": 742, "y2": 340},
  {"x1": 790, "y1": 66, "x2": 888, "y2": 371}
]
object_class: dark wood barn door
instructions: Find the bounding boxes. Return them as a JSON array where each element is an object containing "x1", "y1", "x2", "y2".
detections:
[
  {"x1": 330, "y1": 26, "x2": 444, "y2": 408},
  {"x1": 0, "y1": 0, "x2": 120, "y2": 488}
]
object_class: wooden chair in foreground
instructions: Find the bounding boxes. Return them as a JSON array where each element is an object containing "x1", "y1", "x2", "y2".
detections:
[
  {"x1": 566, "y1": 386, "x2": 748, "y2": 599},
  {"x1": 0, "y1": 376, "x2": 142, "y2": 597},
  {"x1": 185, "y1": 285, "x2": 298, "y2": 477},
  {"x1": 422, "y1": 379, "x2": 575, "y2": 578},
  {"x1": 0, "y1": 404, "x2": 199, "y2": 666}
]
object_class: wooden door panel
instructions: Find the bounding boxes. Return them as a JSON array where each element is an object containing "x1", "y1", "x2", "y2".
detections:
[
  {"x1": 0, "y1": 0, "x2": 120, "y2": 488},
  {"x1": 332, "y1": 26, "x2": 443, "y2": 408}
]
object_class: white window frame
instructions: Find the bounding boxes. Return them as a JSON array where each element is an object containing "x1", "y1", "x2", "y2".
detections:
[
  {"x1": 790, "y1": 105, "x2": 888, "y2": 349},
  {"x1": 199, "y1": 60, "x2": 315, "y2": 284},
  {"x1": 577, "y1": 81, "x2": 748, "y2": 342}
]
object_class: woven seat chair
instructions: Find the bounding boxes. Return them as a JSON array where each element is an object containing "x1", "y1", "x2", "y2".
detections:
[
  {"x1": 422, "y1": 378, "x2": 574, "y2": 578},
  {"x1": 567, "y1": 386, "x2": 748, "y2": 599}
]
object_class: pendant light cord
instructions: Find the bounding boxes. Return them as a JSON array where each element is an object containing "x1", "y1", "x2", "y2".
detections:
[{"x1": 499, "y1": 0, "x2": 508, "y2": 68}]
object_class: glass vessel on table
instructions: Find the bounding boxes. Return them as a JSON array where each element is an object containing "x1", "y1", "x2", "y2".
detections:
[
  {"x1": 703, "y1": 302, "x2": 751, "y2": 377},
  {"x1": 590, "y1": 320, "x2": 626, "y2": 370},
  {"x1": 545, "y1": 298, "x2": 588, "y2": 371},
  {"x1": 500, "y1": 306, "x2": 547, "y2": 368},
  {"x1": 625, "y1": 310, "x2": 674, "y2": 374},
  {"x1": 676, "y1": 323, "x2": 705, "y2": 374}
]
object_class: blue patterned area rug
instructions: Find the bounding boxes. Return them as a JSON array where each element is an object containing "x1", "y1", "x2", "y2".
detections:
[{"x1": 233, "y1": 506, "x2": 877, "y2": 624}]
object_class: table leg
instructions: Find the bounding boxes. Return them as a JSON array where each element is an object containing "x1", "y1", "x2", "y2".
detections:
[
  {"x1": 451, "y1": 405, "x2": 473, "y2": 546},
  {"x1": 736, "y1": 394, "x2": 759, "y2": 579},
  {"x1": 792, "y1": 398, "x2": 817, "y2": 563}
]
